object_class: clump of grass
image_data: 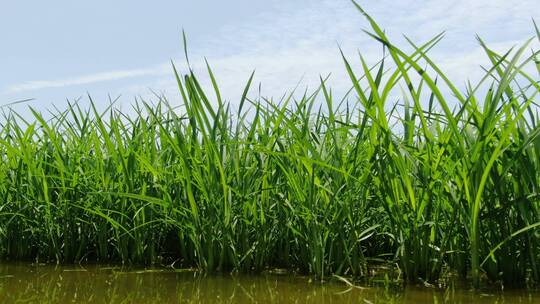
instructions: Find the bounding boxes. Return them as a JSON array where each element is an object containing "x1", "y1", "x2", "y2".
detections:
[{"x1": 0, "y1": 2, "x2": 539, "y2": 288}]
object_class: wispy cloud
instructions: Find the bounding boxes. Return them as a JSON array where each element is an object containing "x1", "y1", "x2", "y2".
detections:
[
  {"x1": 140, "y1": 0, "x2": 538, "y2": 104},
  {"x1": 5, "y1": 64, "x2": 169, "y2": 93}
]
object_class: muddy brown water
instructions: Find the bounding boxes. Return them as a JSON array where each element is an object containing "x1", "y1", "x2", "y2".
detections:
[{"x1": 1, "y1": 263, "x2": 539, "y2": 303}]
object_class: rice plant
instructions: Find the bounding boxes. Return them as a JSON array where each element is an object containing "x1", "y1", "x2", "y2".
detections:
[{"x1": 0, "y1": 2, "x2": 539, "y2": 288}]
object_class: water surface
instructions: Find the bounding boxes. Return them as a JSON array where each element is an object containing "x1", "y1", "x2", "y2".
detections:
[{"x1": 0, "y1": 263, "x2": 538, "y2": 303}]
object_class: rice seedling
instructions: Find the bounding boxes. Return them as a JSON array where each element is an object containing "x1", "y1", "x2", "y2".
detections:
[{"x1": 0, "y1": 2, "x2": 538, "y2": 289}]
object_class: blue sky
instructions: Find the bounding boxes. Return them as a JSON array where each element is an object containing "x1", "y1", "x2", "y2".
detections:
[{"x1": 1, "y1": 0, "x2": 538, "y2": 114}]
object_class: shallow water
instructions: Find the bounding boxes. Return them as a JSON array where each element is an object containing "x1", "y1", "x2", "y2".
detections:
[{"x1": 0, "y1": 263, "x2": 539, "y2": 303}]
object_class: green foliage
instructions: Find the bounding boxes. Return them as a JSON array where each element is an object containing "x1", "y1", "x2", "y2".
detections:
[{"x1": 0, "y1": 2, "x2": 539, "y2": 288}]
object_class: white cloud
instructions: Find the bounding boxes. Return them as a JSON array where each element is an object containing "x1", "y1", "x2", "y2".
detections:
[
  {"x1": 5, "y1": 64, "x2": 169, "y2": 93},
  {"x1": 138, "y1": 0, "x2": 538, "y2": 107}
]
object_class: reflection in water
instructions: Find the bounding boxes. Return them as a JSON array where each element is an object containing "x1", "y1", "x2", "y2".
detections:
[{"x1": 0, "y1": 263, "x2": 539, "y2": 303}]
